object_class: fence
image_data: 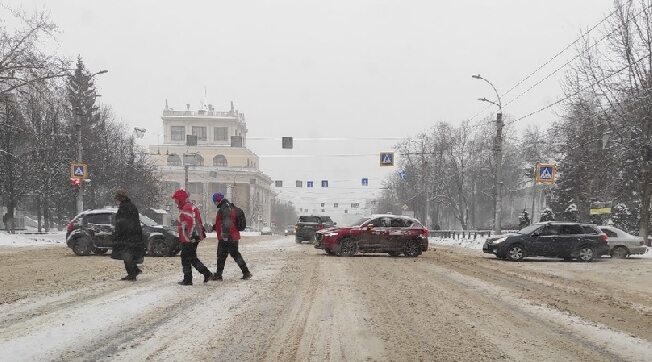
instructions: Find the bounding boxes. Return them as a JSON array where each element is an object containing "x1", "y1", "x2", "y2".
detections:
[{"x1": 429, "y1": 230, "x2": 519, "y2": 240}]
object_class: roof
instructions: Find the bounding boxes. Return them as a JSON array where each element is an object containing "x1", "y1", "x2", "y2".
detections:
[{"x1": 370, "y1": 214, "x2": 418, "y2": 221}]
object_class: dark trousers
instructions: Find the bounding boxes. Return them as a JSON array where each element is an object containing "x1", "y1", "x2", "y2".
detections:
[
  {"x1": 122, "y1": 249, "x2": 140, "y2": 276},
  {"x1": 181, "y1": 242, "x2": 209, "y2": 281},
  {"x1": 216, "y1": 240, "x2": 249, "y2": 276}
]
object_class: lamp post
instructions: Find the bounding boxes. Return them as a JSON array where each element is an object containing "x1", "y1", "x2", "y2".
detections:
[
  {"x1": 472, "y1": 74, "x2": 504, "y2": 235},
  {"x1": 74, "y1": 69, "x2": 108, "y2": 215}
]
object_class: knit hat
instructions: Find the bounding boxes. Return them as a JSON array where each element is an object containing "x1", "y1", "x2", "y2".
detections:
[
  {"x1": 172, "y1": 189, "x2": 189, "y2": 201},
  {"x1": 212, "y1": 192, "x2": 224, "y2": 203},
  {"x1": 114, "y1": 188, "x2": 129, "y2": 202}
]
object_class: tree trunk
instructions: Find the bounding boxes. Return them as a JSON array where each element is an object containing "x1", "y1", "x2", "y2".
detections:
[
  {"x1": 639, "y1": 171, "x2": 651, "y2": 245},
  {"x1": 37, "y1": 195, "x2": 42, "y2": 232}
]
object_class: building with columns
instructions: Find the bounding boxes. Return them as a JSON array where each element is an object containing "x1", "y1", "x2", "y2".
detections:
[{"x1": 149, "y1": 101, "x2": 273, "y2": 228}]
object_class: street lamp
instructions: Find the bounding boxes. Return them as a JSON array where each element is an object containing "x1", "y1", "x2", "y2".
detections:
[
  {"x1": 472, "y1": 73, "x2": 504, "y2": 235},
  {"x1": 74, "y1": 69, "x2": 108, "y2": 215}
]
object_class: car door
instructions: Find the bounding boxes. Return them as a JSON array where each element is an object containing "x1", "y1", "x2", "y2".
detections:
[
  {"x1": 529, "y1": 224, "x2": 561, "y2": 256},
  {"x1": 361, "y1": 217, "x2": 390, "y2": 251},
  {"x1": 85, "y1": 212, "x2": 114, "y2": 247},
  {"x1": 386, "y1": 217, "x2": 408, "y2": 251},
  {"x1": 557, "y1": 224, "x2": 584, "y2": 257}
]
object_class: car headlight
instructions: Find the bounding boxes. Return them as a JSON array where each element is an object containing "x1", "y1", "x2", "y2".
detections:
[{"x1": 492, "y1": 237, "x2": 507, "y2": 245}]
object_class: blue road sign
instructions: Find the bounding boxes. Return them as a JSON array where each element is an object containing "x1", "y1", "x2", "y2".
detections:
[
  {"x1": 307, "y1": 181, "x2": 314, "y2": 188},
  {"x1": 535, "y1": 163, "x2": 556, "y2": 184},
  {"x1": 361, "y1": 178, "x2": 368, "y2": 186},
  {"x1": 70, "y1": 163, "x2": 88, "y2": 179},
  {"x1": 321, "y1": 180, "x2": 329, "y2": 187},
  {"x1": 380, "y1": 152, "x2": 395, "y2": 166},
  {"x1": 398, "y1": 169, "x2": 406, "y2": 180}
]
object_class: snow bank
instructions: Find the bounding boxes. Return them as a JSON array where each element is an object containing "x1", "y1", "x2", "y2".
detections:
[
  {"x1": 240, "y1": 231, "x2": 262, "y2": 237},
  {"x1": 429, "y1": 235, "x2": 487, "y2": 250},
  {"x1": 0, "y1": 232, "x2": 67, "y2": 247}
]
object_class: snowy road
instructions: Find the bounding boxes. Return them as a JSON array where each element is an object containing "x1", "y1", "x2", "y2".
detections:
[{"x1": 0, "y1": 236, "x2": 651, "y2": 361}]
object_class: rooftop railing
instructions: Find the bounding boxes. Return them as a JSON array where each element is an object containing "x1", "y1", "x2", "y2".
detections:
[{"x1": 162, "y1": 109, "x2": 246, "y2": 122}]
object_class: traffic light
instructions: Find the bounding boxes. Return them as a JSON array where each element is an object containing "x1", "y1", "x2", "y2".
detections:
[{"x1": 70, "y1": 178, "x2": 81, "y2": 188}]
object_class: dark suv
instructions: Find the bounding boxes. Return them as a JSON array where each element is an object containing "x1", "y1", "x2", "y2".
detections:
[
  {"x1": 295, "y1": 215, "x2": 335, "y2": 243},
  {"x1": 483, "y1": 222, "x2": 610, "y2": 262},
  {"x1": 314, "y1": 214, "x2": 429, "y2": 257},
  {"x1": 66, "y1": 208, "x2": 181, "y2": 257}
]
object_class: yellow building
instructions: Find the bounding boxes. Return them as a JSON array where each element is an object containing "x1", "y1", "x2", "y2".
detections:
[{"x1": 149, "y1": 101, "x2": 273, "y2": 228}]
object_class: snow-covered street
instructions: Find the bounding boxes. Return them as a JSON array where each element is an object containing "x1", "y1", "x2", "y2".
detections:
[{"x1": 1, "y1": 235, "x2": 651, "y2": 361}]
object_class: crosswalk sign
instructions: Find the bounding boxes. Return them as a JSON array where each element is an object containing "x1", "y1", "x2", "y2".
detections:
[
  {"x1": 362, "y1": 178, "x2": 368, "y2": 186},
  {"x1": 535, "y1": 163, "x2": 556, "y2": 184},
  {"x1": 321, "y1": 180, "x2": 328, "y2": 188},
  {"x1": 398, "y1": 170, "x2": 406, "y2": 180},
  {"x1": 70, "y1": 163, "x2": 88, "y2": 179},
  {"x1": 307, "y1": 181, "x2": 314, "y2": 188},
  {"x1": 380, "y1": 152, "x2": 394, "y2": 166}
]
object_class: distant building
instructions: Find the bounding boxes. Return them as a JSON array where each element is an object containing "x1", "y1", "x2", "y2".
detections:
[{"x1": 149, "y1": 101, "x2": 273, "y2": 229}]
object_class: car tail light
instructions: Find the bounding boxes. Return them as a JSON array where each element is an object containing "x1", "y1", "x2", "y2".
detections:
[{"x1": 599, "y1": 233, "x2": 608, "y2": 244}]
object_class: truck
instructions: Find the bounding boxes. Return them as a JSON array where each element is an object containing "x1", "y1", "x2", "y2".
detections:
[{"x1": 295, "y1": 215, "x2": 335, "y2": 243}]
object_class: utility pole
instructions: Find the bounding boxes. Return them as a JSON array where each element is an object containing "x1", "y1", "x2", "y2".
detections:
[
  {"x1": 184, "y1": 165, "x2": 189, "y2": 191},
  {"x1": 494, "y1": 112, "x2": 503, "y2": 234},
  {"x1": 75, "y1": 108, "x2": 84, "y2": 215},
  {"x1": 472, "y1": 73, "x2": 503, "y2": 235}
]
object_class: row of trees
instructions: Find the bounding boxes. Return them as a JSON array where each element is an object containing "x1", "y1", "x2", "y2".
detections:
[
  {"x1": 377, "y1": 0, "x2": 652, "y2": 237},
  {"x1": 0, "y1": 9, "x2": 162, "y2": 231}
]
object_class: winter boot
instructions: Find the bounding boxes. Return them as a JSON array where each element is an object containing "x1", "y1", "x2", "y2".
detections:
[
  {"x1": 241, "y1": 272, "x2": 252, "y2": 280},
  {"x1": 203, "y1": 271, "x2": 213, "y2": 283},
  {"x1": 121, "y1": 274, "x2": 137, "y2": 281},
  {"x1": 211, "y1": 273, "x2": 223, "y2": 281},
  {"x1": 178, "y1": 280, "x2": 192, "y2": 286}
]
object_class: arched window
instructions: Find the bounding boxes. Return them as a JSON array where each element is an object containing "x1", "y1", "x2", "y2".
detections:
[
  {"x1": 194, "y1": 155, "x2": 204, "y2": 166},
  {"x1": 167, "y1": 154, "x2": 181, "y2": 166},
  {"x1": 213, "y1": 154, "x2": 228, "y2": 167}
]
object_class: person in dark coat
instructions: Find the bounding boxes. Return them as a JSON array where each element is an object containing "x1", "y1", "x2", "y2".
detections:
[
  {"x1": 211, "y1": 192, "x2": 251, "y2": 281},
  {"x1": 111, "y1": 189, "x2": 146, "y2": 281}
]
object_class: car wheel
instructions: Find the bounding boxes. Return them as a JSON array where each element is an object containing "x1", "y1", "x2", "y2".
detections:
[
  {"x1": 325, "y1": 249, "x2": 334, "y2": 255},
  {"x1": 72, "y1": 237, "x2": 93, "y2": 256},
  {"x1": 611, "y1": 246, "x2": 628, "y2": 259},
  {"x1": 506, "y1": 244, "x2": 524, "y2": 261},
  {"x1": 295, "y1": 236, "x2": 302, "y2": 243},
  {"x1": 578, "y1": 245, "x2": 595, "y2": 262},
  {"x1": 148, "y1": 237, "x2": 171, "y2": 257},
  {"x1": 388, "y1": 251, "x2": 401, "y2": 257},
  {"x1": 403, "y1": 240, "x2": 421, "y2": 257},
  {"x1": 93, "y1": 248, "x2": 108, "y2": 255},
  {"x1": 336, "y1": 238, "x2": 357, "y2": 257}
]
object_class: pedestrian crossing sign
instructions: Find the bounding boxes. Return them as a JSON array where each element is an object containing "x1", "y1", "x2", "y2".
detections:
[
  {"x1": 70, "y1": 163, "x2": 88, "y2": 179},
  {"x1": 535, "y1": 163, "x2": 556, "y2": 184},
  {"x1": 380, "y1": 152, "x2": 394, "y2": 167},
  {"x1": 307, "y1": 181, "x2": 314, "y2": 188}
]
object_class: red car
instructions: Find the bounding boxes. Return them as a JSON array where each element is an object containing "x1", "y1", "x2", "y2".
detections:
[{"x1": 314, "y1": 214, "x2": 429, "y2": 257}]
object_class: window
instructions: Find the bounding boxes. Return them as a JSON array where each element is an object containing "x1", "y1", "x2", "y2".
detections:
[
  {"x1": 601, "y1": 228, "x2": 618, "y2": 237},
  {"x1": 209, "y1": 182, "x2": 227, "y2": 195},
  {"x1": 561, "y1": 224, "x2": 583, "y2": 235},
  {"x1": 171, "y1": 126, "x2": 185, "y2": 141},
  {"x1": 214, "y1": 127, "x2": 228, "y2": 141},
  {"x1": 85, "y1": 213, "x2": 112, "y2": 225},
  {"x1": 540, "y1": 224, "x2": 561, "y2": 236},
  {"x1": 192, "y1": 126, "x2": 207, "y2": 141},
  {"x1": 188, "y1": 182, "x2": 203, "y2": 195},
  {"x1": 213, "y1": 155, "x2": 228, "y2": 167},
  {"x1": 194, "y1": 155, "x2": 204, "y2": 166},
  {"x1": 167, "y1": 154, "x2": 181, "y2": 166},
  {"x1": 370, "y1": 217, "x2": 391, "y2": 227}
]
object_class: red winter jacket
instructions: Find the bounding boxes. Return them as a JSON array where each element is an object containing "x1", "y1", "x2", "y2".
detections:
[
  {"x1": 214, "y1": 202, "x2": 241, "y2": 241},
  {"x1": 177, "y1": 201, "x2": 206, "y2": 243}
]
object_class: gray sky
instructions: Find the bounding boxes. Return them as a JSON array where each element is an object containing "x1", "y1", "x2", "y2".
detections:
[{"x1": 7, "y1": 0, "x2": 615, "y2": 219}]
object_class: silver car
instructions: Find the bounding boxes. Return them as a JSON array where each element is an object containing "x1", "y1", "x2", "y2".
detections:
[{"x1": 599, "y1": 226, "x2": 648, "y2": 258}]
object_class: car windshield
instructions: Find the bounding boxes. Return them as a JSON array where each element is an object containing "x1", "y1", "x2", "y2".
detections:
[
  {"x1": 518, "y1": 224, "x2": 542, "y2": 234},
  {"x1": 140, "y1": 215, "x2": 158, "y2": 227}
]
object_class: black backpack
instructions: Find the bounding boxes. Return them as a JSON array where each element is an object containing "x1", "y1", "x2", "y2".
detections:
[{"x1": 232, "y1": 203, "x2": 247, "y2": 231}]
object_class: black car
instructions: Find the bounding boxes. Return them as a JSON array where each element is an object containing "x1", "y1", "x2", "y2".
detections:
[
  {"x1": 295, "y1": 215, "x2": 335, "y2": 243},
  {"x1": 482, "y1": 222, "x2": 610, "y2": 262},
  {"x1": 66, "y1": 208, "x2": 181, "y2": 257}
]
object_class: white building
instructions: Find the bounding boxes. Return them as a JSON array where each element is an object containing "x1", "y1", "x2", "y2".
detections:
[{"x1": 149, "y1": 101, "x2": 273, "y2": 228}]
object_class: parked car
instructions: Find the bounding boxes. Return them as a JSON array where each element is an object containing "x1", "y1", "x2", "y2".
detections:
[
  {"x1": 261, "y1": 226, "x2": 272, "y2": 235},
  {"x1": 599, "y1": 226, "x2": 648, "y2": 258},
  {"x1": 284, "y1": 225, "x2": 296, "y2": 236},
  {"x1": 314, "y1": 214, "x2": 429, "y2": 257},
  {"x1": 482, "y1": 222, "x2": 610, "y2": 262},
  {"x1": 66, "y1": 208, "x2": 181, "y2": 257},
  {"x1": 295, "y1": 215, "x2": 335, "y2": 243}
]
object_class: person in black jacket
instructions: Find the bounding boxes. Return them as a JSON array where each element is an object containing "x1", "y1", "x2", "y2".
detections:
[{"x1": 111, "y1": 189, "x2": 146, "y2": 281}]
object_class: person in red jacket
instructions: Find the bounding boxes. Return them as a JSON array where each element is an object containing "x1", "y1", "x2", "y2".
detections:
[
  {"x1": 211, "y1": 192, "x2": 251, "y2": 281},
  {"x1": 172, "y1": 189, "x2": 213, "y2": 285}
]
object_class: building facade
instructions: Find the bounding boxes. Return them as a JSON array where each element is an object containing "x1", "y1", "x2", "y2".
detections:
[{"x1": 149, "y1": 101, "x2": 273, "y2": 229}]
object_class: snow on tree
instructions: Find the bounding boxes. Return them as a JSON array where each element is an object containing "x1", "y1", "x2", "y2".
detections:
[{"x1": 540, "y1": 208, "x2": 555, "y2": 222}]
